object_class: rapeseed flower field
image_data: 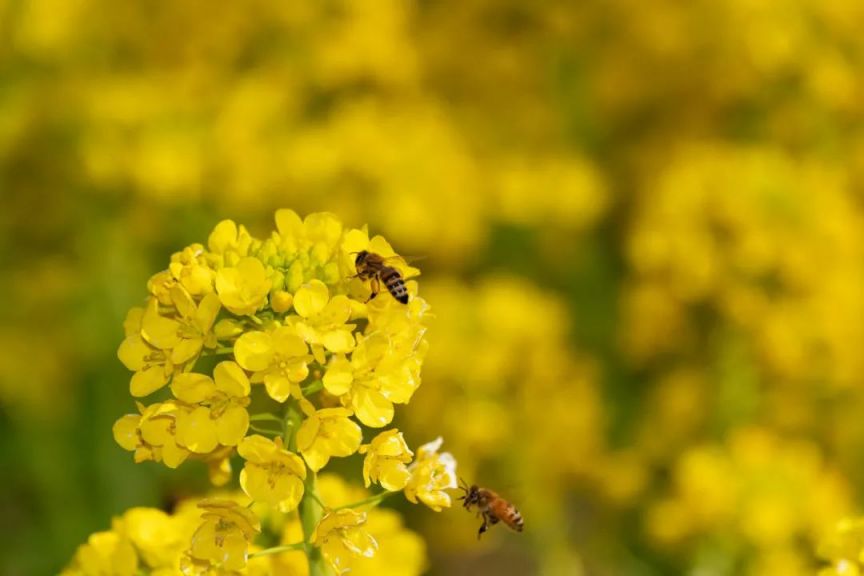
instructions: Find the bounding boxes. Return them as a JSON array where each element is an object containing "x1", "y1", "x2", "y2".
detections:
[{"x1": 3, "y1": 1, "x2": 864, "y2": 574}]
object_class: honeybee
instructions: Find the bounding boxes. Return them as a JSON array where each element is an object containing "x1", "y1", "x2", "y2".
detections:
[
  {"x1": 458, "y1": 479, "x2": 524, "y2": 538},
  {"x1": 352, "y1": 250, "x2": 409, "y2": 304}
]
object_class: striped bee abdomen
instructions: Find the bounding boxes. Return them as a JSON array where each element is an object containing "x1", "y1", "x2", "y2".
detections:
[{"x1": 381, "y1": 267, "x2": 409, "y2": 304}]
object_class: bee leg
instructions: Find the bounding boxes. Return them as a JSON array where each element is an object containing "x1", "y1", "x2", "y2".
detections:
[
  {"x1": 477, "y1": 513, "x2": 489, "y2": 540},
  {"x1": 364, "y1": 277, "x2": 380, "y2": 303}
]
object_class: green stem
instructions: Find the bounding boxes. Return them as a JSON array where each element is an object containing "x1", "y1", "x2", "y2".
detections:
[
  {"x1": 301, "y1": 473, "x2": 328, "y2": 575},
  {"x1": 302, "y1": 380, "x2": 324, "y2": 396},
  {"x1": 248, "y1": 424, "x2": 282, "y2": 436},
  {"x1": 284, "y1": 404, "x2": 328, "y2": 576},
  {"x1": 249, "y1": 413, "x2": 283, "y2": 423},
  {"x1": 285, "y1": 404, "x2": 301, "y2": 452},
  {"x1": 333, "y1": 491, "x2": 394, "y2": 511},
  {"x1": 307, "y1": 490, "x2": 327, "y2": 510},
  {"x1": 248, "y1": 314, "x2": 264, "y2": 325},
  {"x1": 249, "y1": 541, "x2": 307, "y2": 558}
]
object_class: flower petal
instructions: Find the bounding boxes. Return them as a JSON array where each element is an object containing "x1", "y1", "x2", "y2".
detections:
[
  {"x1": 294, "y1": 280, "x2": 330, "y2": 318},
  {"x1": 213, "y1": 361, "x2": 250, "y2": 397},
  {"x1": 216, "y1": 405, "x2": 249, "y2": 446},
  {"x1": 130, "y1": 366, "x2": 170, "y2": 397},
  {"x1": 352, "y1": 388, "x2": 394, "y2": 428},
  {"x1": 171, "y1": 373, "x2": 216, "y2": 404},
  {"x1": 234, "y1": 331, "x2": 274, "y2": 372}
]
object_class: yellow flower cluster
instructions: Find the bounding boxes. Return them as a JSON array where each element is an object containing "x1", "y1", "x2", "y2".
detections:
[
  {"x1": 625, "y1": 145, "x2": 864, "y2": 390},
  {"x1": 100, "y1": 211, "x2": 457, "y2": 574},
  {"x1": 61, "y1": 504, "x2": 200, "y2": 576},
  {"x1": 818, "y1": 517, "x2": 864, "y2": 576},
  {"x1": 62, "y1": 481, "x2": 426, "y2": 576},
  {"x1": 644, "y1": 428, "x2": 851, "y2": 575}
]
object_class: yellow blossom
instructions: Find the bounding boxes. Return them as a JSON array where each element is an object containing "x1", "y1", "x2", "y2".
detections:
[
  {"x1": 119, "y1": 288, "x2": 220, "y2": 398},
  {"x1": 404, "y1": 437, "x2": 457, "y2": 511},
  {"x1": 296, "y1": 402, "x2": 362, "y2": 472},
  {"x1": 187, "y1": 499, "x2": 260, "y2": 573},
  {"x1": 207, "y1": 450, "x2": 235, "y2": 487},
  {"x1": 120, "y1": 508, "x2": 188, "y2": 569},
  {"x1": 207, "y1": 219, "x2": 253, "y2": 262},
  {"x1": 313, "y1": 509, "x2": 377, "y2": 575},
  {"x1": 349, "y1": 508, "x2": 427, "y2": 576},
  {"x1": 328, "y1": 333, "x2": 421, "y2": 428},
  {"x1": 171, "y1": 361, "x2": 251, "y2": 453},
  {"x1": 64, "y1": 531, "x2": 138, "y2": 576},
  {"x1": 147, "y1": 269, "x2": 178, "y2": 307},
  {"x1": 117, "y1": 306, "x2": 174, "y2": 397},
  {"x1": 292, "y1": 280, "x2": 356, "y2": 353},
  {"x1": 162, "y1": 288, "x2": 221, "y2": 364},
  {"x1": 315, "y1": 474, "x2": 428, "y2": 575},
  {"x1": 238, "y1": 435, "x2": 307, "y2": 511},
  {"x1": 273, "y1": 210, "x2": 344, "y2": 280},
  {"x1": 818, "y1": 518, "x2": 864, "y2": 576},
  {"x1": 270, "y1": 290, "x2": 294, "y2": 313},
  {"x1": 113, "y1": 401, "x2": 190, "y2": 468},
  {"x1": 168, "y1": 244, "x2": 216, "y2": 297},
  {"x1": 215, "y1": 256, "x2": 272, "y2": 315},
  {"x1": 359, "y1": 429, "x2": 413, "y2": 491},
  {"x1": 234, "y1": 325, "x2": 310, "y2": 402}
]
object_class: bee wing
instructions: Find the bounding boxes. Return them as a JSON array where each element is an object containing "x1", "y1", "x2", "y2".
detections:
[{"x1": 383, "y1": 255, "x2": 424, "y2": 279}]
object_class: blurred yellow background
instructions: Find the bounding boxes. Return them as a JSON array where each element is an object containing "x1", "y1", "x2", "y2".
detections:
[{"x1": 3, "y1": 0, "x2": 864, "y2": 574}]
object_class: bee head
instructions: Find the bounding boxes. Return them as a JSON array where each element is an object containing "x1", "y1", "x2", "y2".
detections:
[
  {"x1": 457, "y1": 477, "x2": 480, "y2": 506},
  {"x1": 354, "y1": 250, "x2": 369, "y2": 266}
]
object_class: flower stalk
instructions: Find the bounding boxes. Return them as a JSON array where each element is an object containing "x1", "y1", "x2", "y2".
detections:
[{"x1": 301, "y1": 473, "x2": 328, "y2": 576}]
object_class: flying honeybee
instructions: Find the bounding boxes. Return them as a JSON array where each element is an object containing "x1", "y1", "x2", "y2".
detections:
[
  {"x1": 458, "y1": 479, "x2": 524, "y2": 538},
  {"x1": 352, "y1": 250, "x2": 410, "y2": 304}
]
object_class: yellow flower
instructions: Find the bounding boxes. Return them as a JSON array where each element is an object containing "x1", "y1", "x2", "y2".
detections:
[
  {"x1": 215, "y1": 256, "x2": 272, "y2": 316},
  {"x1": 187, "y1": 499, "x2": 260, "y2": 572},
  {"x1": 168, "y1": 243, "x2": 216, "y2": 297},
  {"x1": 296, "y1": 401, "x2": 362, "y2": 472},
  {"x1": 207, "y1": 219, "x2": 253, "y2": 263},
  {"x1": 404, "y1": 437, "x2": 457, "y2": 511},
  {"x1": 147, "y1": 269, "x2": 178, "y2": 307},
  {"x1": 234, "y1": 325, "x2": 310, "y2": 402},
  {"x1": 141, "y1": 285, "x2": 219, "y2": 364},
  {"x1": 313, "y1": 509, "x2": 377, "y2": 575},
  {"x1": 238, "y1": 435, "x2": 307, "y2": 512},
  {"x1": 349, "y1": 508, "x2": 427, "y2": 576},
  {"x1": 120, "y1": 508, "x2": 190, "y2": 570},
  {"x1": 119, "y1": 287, "x2": 221, "y2": 398},
  {"x1": 315, "y1": 474, "x2": 428, "y2": 576},
  {"x1": 292, "y1": 280, "x2": 356, "y2": 354},
  {"x1": 818, "y1": 518, "x2": 864, "y2": 576},
  {"x1": 162, "y1": 288, "x2": 221, "y2": 364},
  {"x1": 359, "y1": 429, "x2": 413, "y2": 491},
  {"x1": 171, "y1": 361, "x2": 251, "y2": 453},
  {"x1": 113, "y1": 401, "x2": 190, "y2": 468},
  {"x1": 117, "y1": 305, "x2": 174, "y2": 398},
  {"x1": 326, "y1": 333, "x2": 421, "y2": 428},
  {"x1": 273, "y1": 209, "x2": 344, "y2": 278},
  {"x1": 64, "y1": 531, "x2": 138, "y2": 576},
  {"x1": 207, "y1": 450, "x2": 235, "y2": 487}
]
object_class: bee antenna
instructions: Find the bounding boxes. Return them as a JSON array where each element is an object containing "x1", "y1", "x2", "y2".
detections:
[{"x1": 458, "y1": 477, "x2": 470, "y2": 492}]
